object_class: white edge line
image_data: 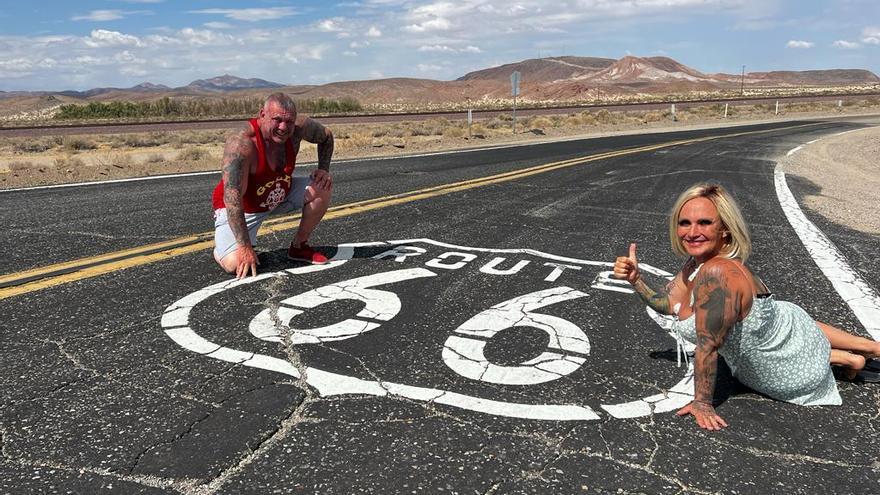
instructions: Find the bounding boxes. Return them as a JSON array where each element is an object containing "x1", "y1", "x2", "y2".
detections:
[
  {"x1": 776, "y1": 144, "x2": 880, "y2": 340},
  {"x1": 0, "y1": 169, "x2": 221, "y2": 193}
]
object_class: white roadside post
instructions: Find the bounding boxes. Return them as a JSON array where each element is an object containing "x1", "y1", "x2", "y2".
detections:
[
  {"x1": 671, "y1": 103, "x2": 677, "y2": 121},
  {"x1": 467, "y1": 108, "x2": 473, "y2": 139},
  {"x1": 724, "y1": 103, "x2": 729, "y2": 118},
  {"x1": 775, "y1": 100, "x2": 779, "y2": 115},
  {"x1": 511, "y1": 70, "x2": 521, "y2": 134}
]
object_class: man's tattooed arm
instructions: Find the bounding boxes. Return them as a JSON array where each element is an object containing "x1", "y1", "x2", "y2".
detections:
[
  {"x1": 222, "y1": 134, "x2": 253, "y2": 248},
  {"x1": 692, "y1": 262, "x2": 742, "y2": 410},
  {"x1": 301, "y1": 117, "x2": 334, "y2": 172}
]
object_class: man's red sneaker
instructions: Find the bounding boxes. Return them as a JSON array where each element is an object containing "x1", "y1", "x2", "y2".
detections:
[{"x1": 287, "y1": 243, "x2": 329, "y2": 264}]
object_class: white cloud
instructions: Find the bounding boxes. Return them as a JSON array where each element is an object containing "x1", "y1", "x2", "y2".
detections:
[
  {"x1": 418, "y1": 44, "x2": 482, "y2": 53},
  {"x1": 786, "y1": 40, "x2": 813, "y2": 48},
  {"x1": 113, "y1": 50, "x2": 145, "y2": 64},
  {"x1": 833, "y1": 40, "x2": 860, "y2": 49},
  {"x1": 417, "y1": 63, "x2": 442, "y2": 71},
  {"x1": 343, "y1": 50, "x2": 358, "y2": 57},
  {"x1": 862, "y1": 27, "x2": 880, "y2": 45},
  {"x1": 366, "y1": 26, "x2": 383, "y2": 37},
  {"x1": 419, "y1": 44, "x2": 456, "y2": 52},
  {"x1": 189, "y1": 7, "x2": 298, "y2": 21},
  {"x1": 317, "y1": 18, "x2": 346, "y2": 32},
  {"x1": 178, "y1": 28, "x2": 236, "y2": 46},
  {"x1": 72, "y1": 10, "x2": 126, "y2": 21},
  {"x1": 74, "y1": 56, "x2": 103, "y2": 66},
  {"x1": 84, "y1": 29, "x2": 143, "y2": 48},
  {"x1": 284, "y1": 45, "x2": 328, "y2": 63},
  {"x1": 404, "y1": 17, "x2": 452, "y2": 33},
  {"x1": 204, "y1": 22, "x2": 233, "y2": 29},
  {"x1": 350, "y1": 41, "x2": 370, "y2": 48}
]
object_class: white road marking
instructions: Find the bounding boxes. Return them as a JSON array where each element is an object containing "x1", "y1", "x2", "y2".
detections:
[{"x1": 776, "y1": 142, "x2": 880, "y2": 340}]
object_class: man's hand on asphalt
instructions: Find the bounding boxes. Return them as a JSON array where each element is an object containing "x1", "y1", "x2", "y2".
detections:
[{"x1": 235, "y1": 244, "x2": 260, "y2": 279}]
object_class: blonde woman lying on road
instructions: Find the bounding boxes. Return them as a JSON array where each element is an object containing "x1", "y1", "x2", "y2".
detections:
[{"x1": 612, "y1": 182, "x2": 880, "y2": 430}]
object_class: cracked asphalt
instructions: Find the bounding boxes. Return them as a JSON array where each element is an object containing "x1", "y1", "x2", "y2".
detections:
[{"x1": 2, "y1": 119, "x2": 880, "y2": 494}]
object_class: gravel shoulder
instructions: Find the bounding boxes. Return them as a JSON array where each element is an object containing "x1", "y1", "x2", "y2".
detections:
[{"x1": 780, "y1": 122, "x2": 880, "y2": 235}]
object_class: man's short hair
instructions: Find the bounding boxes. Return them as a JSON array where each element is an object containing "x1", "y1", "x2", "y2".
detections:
[{"x1": 264, "y1": 92, "x2": 296, "y2": 113}]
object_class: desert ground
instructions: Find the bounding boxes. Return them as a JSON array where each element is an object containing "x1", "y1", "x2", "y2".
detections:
[{"x1": 1, "y1": 99, "x2": 878, "y2": 235}]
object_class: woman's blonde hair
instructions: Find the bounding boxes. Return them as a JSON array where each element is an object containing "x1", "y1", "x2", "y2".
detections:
[{"x1": 668, "y1": 182, "x2": 751, "y2": 262}]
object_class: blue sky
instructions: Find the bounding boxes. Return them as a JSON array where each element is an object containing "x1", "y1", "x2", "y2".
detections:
[{"x1": 0, "y1": 0, "x2": 877, "y2": 91}]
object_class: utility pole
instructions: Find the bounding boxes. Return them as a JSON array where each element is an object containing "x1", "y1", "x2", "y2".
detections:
[{"x1": 740, "y1": 65, "x2": 745, "y2": 96}]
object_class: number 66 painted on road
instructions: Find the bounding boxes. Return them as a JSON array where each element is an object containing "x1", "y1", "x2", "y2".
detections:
[{"x1": 248, "y1": 267, "x2": 590, "y2": 386}]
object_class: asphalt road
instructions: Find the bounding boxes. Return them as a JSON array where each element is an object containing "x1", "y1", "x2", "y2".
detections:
[{"x1": 2, "y1": 119, "x2": 880, "y2": 494}]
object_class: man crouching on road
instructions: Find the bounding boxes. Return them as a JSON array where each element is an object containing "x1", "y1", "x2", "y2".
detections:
[{"x1": 211, "y1": 92, "x2": 333, "y2": 278}]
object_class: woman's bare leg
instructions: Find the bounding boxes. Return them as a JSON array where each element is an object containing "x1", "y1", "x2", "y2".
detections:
[{"x1": 817, "y1": 321, "x2": 880, "y2": 358}]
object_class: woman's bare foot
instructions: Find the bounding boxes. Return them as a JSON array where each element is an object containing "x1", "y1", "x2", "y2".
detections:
[{"x1": 831, "y1": 349, "x2": 866, "y2": 379}]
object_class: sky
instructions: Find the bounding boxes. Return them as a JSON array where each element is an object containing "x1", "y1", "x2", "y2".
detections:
[{"x1": 0, "y1": 0, "x2": 878, "y2": 92}]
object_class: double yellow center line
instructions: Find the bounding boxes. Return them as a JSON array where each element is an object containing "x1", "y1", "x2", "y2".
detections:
[{"x1": 0, "y1": 123, "x2": 819, "y2": 300}]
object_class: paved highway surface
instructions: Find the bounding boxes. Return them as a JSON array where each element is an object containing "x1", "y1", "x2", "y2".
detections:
[{"x1": 2, "y1": 119, "x2": 879, "y2": 494}]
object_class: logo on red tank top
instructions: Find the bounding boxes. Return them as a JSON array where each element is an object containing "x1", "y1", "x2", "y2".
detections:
[{"x1": 257, "y1": 175, "x2": 292, "y2": 210}]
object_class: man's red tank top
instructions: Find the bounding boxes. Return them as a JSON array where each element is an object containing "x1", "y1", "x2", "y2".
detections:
[{"x1": 211, "y1": 119, "x2": 297, "y2": 213}]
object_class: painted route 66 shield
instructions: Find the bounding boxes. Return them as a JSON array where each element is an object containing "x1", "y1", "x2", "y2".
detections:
[{"x1": 162, "y1": 239, "x2": 694, "y2": 421}]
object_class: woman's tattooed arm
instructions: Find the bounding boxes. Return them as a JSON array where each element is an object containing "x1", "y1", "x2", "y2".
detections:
[
  {"x1": 691, "y1": 262, "x2": 742, "y2": 409},
  {"x1": 631, "y1": 278, "x2": 674, "y2": 315}
]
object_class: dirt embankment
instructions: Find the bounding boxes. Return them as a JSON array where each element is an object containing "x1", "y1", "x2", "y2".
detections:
[{"x1": 780, "y1": 125, "x2": 880, "y2": 235}]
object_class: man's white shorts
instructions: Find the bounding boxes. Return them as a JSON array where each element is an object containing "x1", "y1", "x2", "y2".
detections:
[{"x1": 213, "y1": 176, "x2": 311, "y2": 260}]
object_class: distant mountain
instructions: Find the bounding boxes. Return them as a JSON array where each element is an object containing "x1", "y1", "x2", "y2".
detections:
[
  {"x1": 184, "y1": 74, "x2": 283, "y2": 92},
  {"x1": 716, "y1": 69, "x2": 880, "y2": 86},
  {"x1": 132, "y1": 82, "x2": 171, "y2": 91},
  {"x1": 588, "y1": 56, "x2": 713, "y2": 83},
  {"x1": 458, "y1": 56, "x2": 616, "y2": 83}
]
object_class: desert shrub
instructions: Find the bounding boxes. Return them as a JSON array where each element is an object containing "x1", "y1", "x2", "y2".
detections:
[
  {"x1": 109, "y1": 133, "x2": 166, "y2": 148},
  {"x1": 595, "y1": 109, "x2": 613, "y2": 124},
  {"x1": 470, "y1": 123, "x2": 487, "y2": 137},
  {"x1": 339, "y1": 132, "x2": 372, "y2": 148},
  {"x1": 145, "y1": 153, "x2": 165, "y2": 164},
  {"x1": 442, "y1": 126, "x2": 466, "y2": 138},
  {"x1": 485, "y1": 117, "x2": 509, "y2": 129},
  {"x1": 54, "y1": 156, "x2": 85, "y2": 169},
  {"x1": 642, "y1": 112, "x2": 662, "y2": 123},
  {"x1": 13, "y1": 138, "x2": 55, "y2": 153},
  {"x1": 409, "y1": 125, "x2": 433, "y2": 136},
  {"x1": 388, "y1": 127, "x2": 408, "y2": 138},
  {"x1": 63, "y1": 136, "x2": 97, "y2": 151},
  {"x1": 371, "y1": 128, "x2": 389, "y2": 138},
  {"x1": 8, "y1": 160, "x2": 35, "y2": 171},
  {"x1": 527, "y1": 117, "x2": 553, "y2": 129},
  {"x1": 177, "y1": 147, "x2": 208, "y2": 161},
  {"x1": 94, "y1": 152, "x2": 134, "y2": 169},
  {"x1": 562, "y1": 115, "x2": 584, "y2": 126}
]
